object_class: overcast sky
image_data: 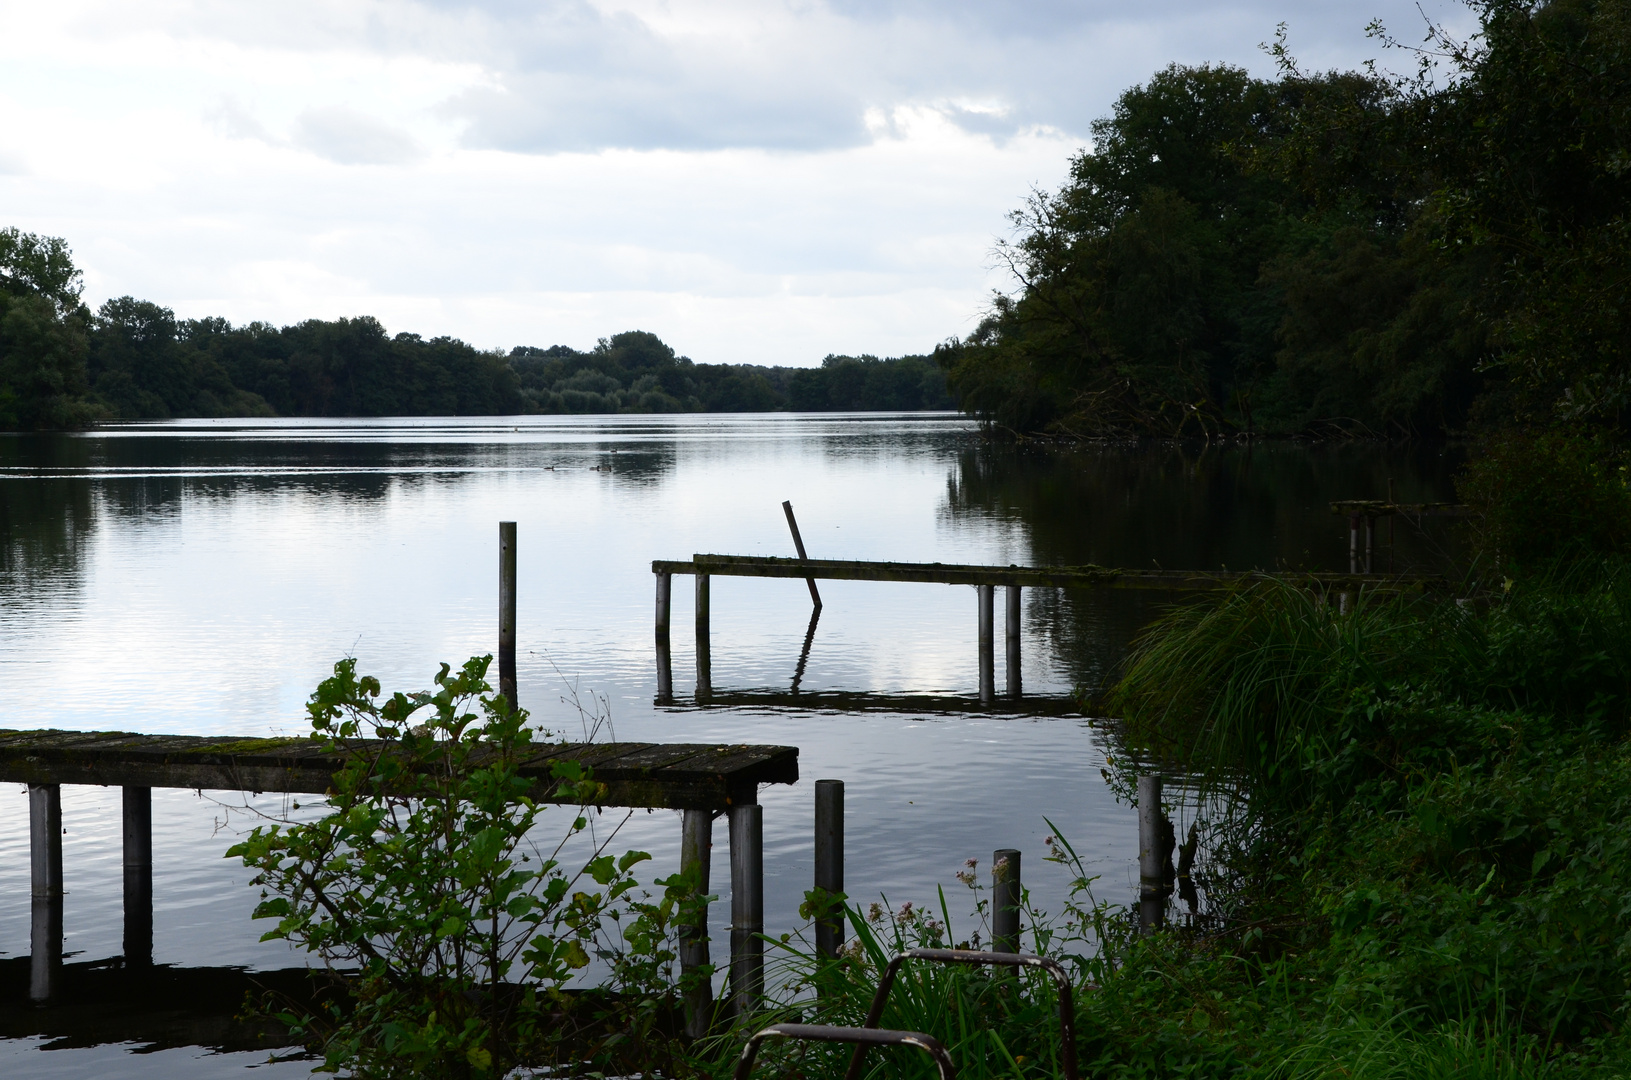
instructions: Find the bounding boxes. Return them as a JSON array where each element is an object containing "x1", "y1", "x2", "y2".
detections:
[{"x1": 0, "y1": 0, "x2": 1472, "y2": 365}]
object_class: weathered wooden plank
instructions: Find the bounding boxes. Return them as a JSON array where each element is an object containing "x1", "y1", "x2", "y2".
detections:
[
  {"x1": 0, "y1": 730, "x2": 798, "y2": 811},
  {"x1": 1329, "y1": 500, "x2": 1469, "y2": 517},
  {"x1": 653, "y1": 554, "x2": 1444, "y2": 592}
]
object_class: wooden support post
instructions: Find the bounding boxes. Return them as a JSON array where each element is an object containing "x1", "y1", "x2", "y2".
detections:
[
  {"x1": 123, "y1": 786, "x2": 152, "y2": 967},
  {"x1": 679, "y1": 809, "x2": 713, "y2": 1038},
  {"x1": 1364, "y1": 515, "x2": 1375, "y2": 575},
  {"x1": 991, "y1": 848, "x2": 1021, "y2": 953},
  {"x1": 655, "y1": 571, "x2": 673, "y2": 702},
  {"x1": 499, "y1": 521, "x2": 517, "y2": 709},
  {"x1": 1137, "y1": 775, "x2": 1165, "y2": 934},
  {"x1": 782, "y1": 500, "x2": 822, "y2": 609},
  {"x1": 696, "y1": 572, "x2": 712, "y2": 697},
  {"x1": 1348, "y1": 513, "x2": 1360, "y2": 575},
  {"x1": 1004, "y1": 585, "x2": 1022, "y2": 698},
  {"x1": 814, "y1": 779, "x2": 844, "y2": 961},
  {"x1": 29, "y1": 783, "x2": 62, "y2": 1004},
  {"x1": 977, "y1": 584, "x2": 995, "y2": 704},
  {"x1": 728, "y1": 802, "x2": 764, "y2": 1015}
]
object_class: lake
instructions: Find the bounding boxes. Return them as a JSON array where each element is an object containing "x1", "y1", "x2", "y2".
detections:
[{"x1": 0, "y1": 414, "x2": 1465, "y2": 1076}]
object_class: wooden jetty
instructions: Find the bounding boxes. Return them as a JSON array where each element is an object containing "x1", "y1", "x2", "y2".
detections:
[
  {"x1": 652, "y1": 553, "x2": 1445, "y2": 704},
  {"x1": 0, "y1": 728, "x2": 797, "y2": 1021},
  {"x1": 1329, "y1": 500, "x2": 1470, "y2": 574}
]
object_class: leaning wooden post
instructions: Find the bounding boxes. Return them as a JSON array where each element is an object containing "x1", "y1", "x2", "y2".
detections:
[
  {"x1": 782, "y1": 500, "x2": 822, "y2": 609},
  {"x1": 814, "y1": 780, "x2": 844, "y2": 961},
  {"x1": 679, "y1": 809, "x2": 714, "y2": 1038},
  {"x1": 123, "y1": 786, "x2": 153, "y2": 967},
  {"x1": 728, "y1": 801, "x2": 764, "y2": 1016},
  {"x1": 29, "y1": 783, "x2": 63, "y2": 1004},
  {"x1": 655, "y1": 571, "x2": 673, "y2": 702},
  {"x1": 1137, "y1": 775, "x2": 1165, "y2": 934},
  {"x1": 977, "y1": 585, "x2": 995, "y2": 704},
  {"x1": 992, "y1": 848, "x2": 1021, "y2": 953},
  {"x1": 498, "y1": 521, "x2": 518, "y2": 709},
  {"x1": 1004, "y1": 585, "x2": 1022, "y2": 698},
  {"x1": 696, "y1": 572, "x2": 712, "y2": 697}
]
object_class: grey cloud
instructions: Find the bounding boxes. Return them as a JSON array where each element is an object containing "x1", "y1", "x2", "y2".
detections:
[
  {"x1": 153, "y1": 0, "x2": 1472, "y2": 155},
  {"x1": 207, "y1": 97, "x2": 276, "y2": 142},
  {"x1": 293, "y1": 107, "x2": 423, "y2": 165}
]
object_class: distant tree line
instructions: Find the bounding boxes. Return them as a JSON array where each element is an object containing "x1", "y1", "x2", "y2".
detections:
[
  {"x1": 0, "y1": 233, "x2": 954, "y2": 427},
  {"x1": 941, "y1": 0, "x2": 1631, "y2": 439}
]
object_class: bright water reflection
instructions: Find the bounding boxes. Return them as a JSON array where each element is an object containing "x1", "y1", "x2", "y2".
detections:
[{"x1": 0, "y1": 414, "x2": 1466, "y2": 1075}]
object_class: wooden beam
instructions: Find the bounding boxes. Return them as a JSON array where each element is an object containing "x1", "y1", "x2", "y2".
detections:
[
  {"x1": 0, "y1": 730, "x2": 797, "y2": 812},
  {"x1": 652, "y1": 555, "x2": 1444, "y2": 592},
  {"x1": 1329, "y1": 500, "x2": 1469, "y2": 517}
]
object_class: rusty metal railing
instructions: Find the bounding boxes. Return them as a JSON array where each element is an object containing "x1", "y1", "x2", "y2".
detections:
[
  {"x1": 843, "y1": 948, "x2": 1078, "y2": 1080},
  {"x1": 734, "y1": 1022, "x2": 956, "y2": 1080}
]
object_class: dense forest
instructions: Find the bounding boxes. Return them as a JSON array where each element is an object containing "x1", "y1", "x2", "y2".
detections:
[
  {"x1": 0, "y1": 232, "x2": 952, "y2": 426},
  {"x1": 942, "y1": 0, "x2": 1631, "y2": 440}
]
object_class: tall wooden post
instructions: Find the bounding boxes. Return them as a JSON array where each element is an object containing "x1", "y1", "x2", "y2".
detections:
[
  {"x1": 1364, "y1": 515, "x2": 1375, "y2": 575},
  {"x1": 696, "y1": 572, "x2": 712, "y2": 697},
  {"x1": 655, "y1": 571, "x2": 673, "y2": 702},
  {"x1": 1004, "y1": 585, "x2": 1022, "y2": 698},
  {"x1": 499, "y1": 521, "x2": 517, "y2": 709},
  {"x1": 977, "y1": 585, "x2": 995, "y2": 704},
  {"x1": 1137, "y1": 775, "x2": 1165, "y2": 934},
  {"x1": 29, "y1": 783, "x2": 62, "y2": 1004},
  {"x1": 728, "y1": 802, "x2": 764, "y2": 1015},
  {"x1": 679, "y1": 809, "x2": 713, "y2": 1038},
  {"x1": 992, "y1": 848, "x2": 1021, "y2": 953},
  {"x1": 782, "y1": 500, "x2": 822, "y2": 609},
  {"x1": 123, "y1": 786, "x2": 153, "y2": 967},
  {"x1": 1348, "y1": 513, "x2": 1360, "y2": 575},
  {"x1": 814, "y1": 780, "x2": 844, "y2": 961}
]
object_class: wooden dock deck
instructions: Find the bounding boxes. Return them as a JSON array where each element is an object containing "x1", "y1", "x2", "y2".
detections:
[
  {"x1": 652, "y1": 553, "x2": 1445, "y2": 703},
  {"x1": 1, "y1": 727, "x2": 798, "y2": 1018}
]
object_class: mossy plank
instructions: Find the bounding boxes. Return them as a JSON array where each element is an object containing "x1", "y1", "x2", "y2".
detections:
[{"x1": 0, "y1": 729, "x2": 796, "y2": 810}]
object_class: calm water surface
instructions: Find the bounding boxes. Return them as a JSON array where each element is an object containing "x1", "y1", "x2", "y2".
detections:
[{"x1": 0, "y1": 414, "x2": 1466, "y2": 1076}]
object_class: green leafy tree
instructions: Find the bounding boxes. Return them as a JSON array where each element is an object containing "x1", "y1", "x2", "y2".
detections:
[{"x1": 0, "y1": 228, "x2": 100, "y2": 429}]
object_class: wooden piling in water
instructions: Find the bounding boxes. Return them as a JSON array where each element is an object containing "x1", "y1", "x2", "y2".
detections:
[
  {"x1": 992, "y1": 848, "x2": 1021, "y2": 953},
  {"x1": 978, "y1": 585, "x2": 995, "y2": 704},
  {"x1": 814, "y1": 779, "x2": 844, "y2": 961},
  {"x1": 123, "y1": 786, "x2": 152, "y2": 967},
  {"x1": 1137, "y1": 775, "x2": 1165, "y2": 934},
  {"x1": 696, "y1": 572, "x2": 712, "y2": 697},
  {"x1": 655, "y1": 571, "x2": 673, "y2": 702},
  {"x1": 1005, "y1": 585, "x2": 1022, "y2": 698},
  {"x1": 679, "y1": 809, "x2": 713, "y2": 1037},
  {"x1": 782, "y1": 501, "x2": 822, "y2": 609},
  {"x1": 30, "y1": 783, "x2": 62, "y2": 1004},
  {"x1": 499, "y1": 521, "x2": 518, "y2": 709},
  {"x1": 728, "y1": 803, "x2": 764, "y2": 1015}
]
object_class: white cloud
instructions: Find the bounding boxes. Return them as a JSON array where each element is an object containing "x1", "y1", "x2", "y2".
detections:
[
  {"x1": 293, "y1": 106, "x2": 423, "y2": 164},
  {"x1": 0, "y1": 0, "x2": 1482, "y2": 365}
]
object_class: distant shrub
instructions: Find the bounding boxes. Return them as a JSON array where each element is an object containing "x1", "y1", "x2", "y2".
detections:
[{"x1": 1458, "y1": 428, "x2": 1631, "y2": 571}]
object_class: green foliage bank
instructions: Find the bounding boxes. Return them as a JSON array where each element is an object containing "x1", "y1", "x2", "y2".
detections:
[
  {"x1": 0, "y1": 234, "x2": 953, "y2": 427},
  {"x1": 942, "y1": 0, "x2": 1631, "y2": 439}
]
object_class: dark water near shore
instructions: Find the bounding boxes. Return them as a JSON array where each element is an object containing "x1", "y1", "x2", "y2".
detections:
[{"x1": 0, "y1": 415, "x2": 1467, "y2": 1076}]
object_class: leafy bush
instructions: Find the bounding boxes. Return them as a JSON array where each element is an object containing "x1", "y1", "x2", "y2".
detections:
[
  {"x1": 1458, "y1": 428, "x2": 1631, "y2": 570},
  {"x1": 230, "y1": 656, "x2": 703, "y2": 1079}
]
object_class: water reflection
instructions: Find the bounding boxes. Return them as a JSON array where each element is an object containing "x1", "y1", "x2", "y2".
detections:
[
  {"x1": 0, "y1": 417, "x2": 1471, "y2": 1077},
  {"x1": 941, "y1": 440, "x2": 1467, "y2": 691}
]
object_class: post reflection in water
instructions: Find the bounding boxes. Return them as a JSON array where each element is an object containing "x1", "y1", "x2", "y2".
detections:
[{"x1": 0, "y1": 416, "x2": 1467, "y2": 1076}]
